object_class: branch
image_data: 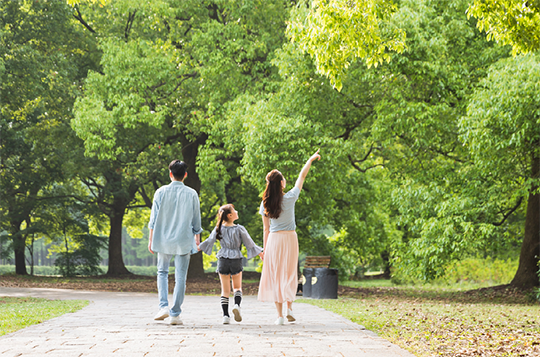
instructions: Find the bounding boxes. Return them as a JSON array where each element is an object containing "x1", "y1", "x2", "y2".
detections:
[
  {"x1": 202, "y1": 197, "x2": 221, "y2": 225},
  {"x1": 73, "y1": 7, "x2": 96, "y2": 34},
  {"x1": 124, "y1": 10, "x2": 137, "y2": 41},
  {"x1": 348, "y1": 154, "x2": 384, "y2": 173},
  {"x1": 138, "y1": 185, "x2": 153, "y2": 208},
  {"x1": 127, "y1": 204, "x2": 150, "y2": 209},
  {"x1": 492, "y1": 197, "x2": 524, "y2": 227},
  {"x1": 334, "y1": 88, "x2": 374, "y2": 110},
  {"x1": 430, "y1": 146, "x2": 466, "y2": 163},
  {"x1": 35, "y1": 194, "x2": 91, "y2": 205}
]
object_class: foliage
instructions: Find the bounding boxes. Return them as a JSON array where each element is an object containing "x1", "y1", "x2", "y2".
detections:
[
  {"x1": 358, "y1": 0, "x2": 517, "y2": 281},
  {"x1": 0, "y1": 265, "x2": 55, "y2": 276},
  {"x1": 287, "y1": 0, "x2": 406, "y2": 90},
  {"x1": 70, "y1": 0, "x2": 292, "y2": 275},
  {"x1": 0, "y1": 235, "x2": 12, "y2": 262},
  {"x1": 54, "y1": 234, "x2": 106, "y2": 277},
  {"x1": 462, "y1": 54, "x2": 540, "y2": 183},
  {"x1": 467, "y1": 0, "x2": 540, "y2": 55},
  {"x1": 0, "y1": 297, "x2": 88, "y2": 336},
  {"x1": 391, "y1": 257, "x2": 519, "y2": 286},
  {"x1": 0, "y1": 0, "x2": 99, "y2": 274}
]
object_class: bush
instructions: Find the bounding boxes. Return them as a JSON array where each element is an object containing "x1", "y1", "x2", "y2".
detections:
[
  {"x1": 54, "y1": 234, "x2": 106, "y2": 277},
  {"x1": 391, "y1": 257, "x2": 518, "y2": 286},
  {"x1": 443, "y1": 257, "x2": 517, "y2": 285}
]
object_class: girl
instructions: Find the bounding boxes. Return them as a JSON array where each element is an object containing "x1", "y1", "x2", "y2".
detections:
[
  {"x1": 198, "y1": 204, "x2": 264, "y2": 324},
  {"x1": 257, "y1": 149, "x2": 321, "y2": 325}
]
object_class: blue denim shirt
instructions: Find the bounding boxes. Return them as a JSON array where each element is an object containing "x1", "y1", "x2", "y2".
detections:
[{"x1": 148, "y1": 181, "x2": 203, "y2": 255}]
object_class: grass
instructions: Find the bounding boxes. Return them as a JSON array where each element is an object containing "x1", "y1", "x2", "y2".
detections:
[
  {"x1": 340, "y1": 278, "x2": 509, "y2": 291},
  {"x1": 300, "y1": 283, "x2": 540, "y2": 357},
  {"x1": 0, "y1": 297, "x2": 88, "y2": 336}
]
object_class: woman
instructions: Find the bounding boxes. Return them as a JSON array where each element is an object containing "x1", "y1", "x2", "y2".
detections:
[{"x1": 257, "y1": 149, "x2": 321, "y2": 325}]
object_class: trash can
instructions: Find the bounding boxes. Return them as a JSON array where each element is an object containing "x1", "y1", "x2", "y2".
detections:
[
  {"x1": 302, "y1": 268, "x2": 314, "y2": 298},
  {"x1": 311, "y1": 268, "x2": 338, "y2": 299}
]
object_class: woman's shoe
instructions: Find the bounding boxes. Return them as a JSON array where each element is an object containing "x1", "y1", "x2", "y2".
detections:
[
  {"x1": 274, "y1": 316, "x2": 285, "y2": 325},
  {"x1": 286, "y1": 309, "x2": 296, "y2": 322}
]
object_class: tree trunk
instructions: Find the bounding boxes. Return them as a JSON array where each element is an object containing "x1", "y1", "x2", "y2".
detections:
[
  {"x1": 183, "y1": 134, "x2": 207, "y2": 280},
  {"x1": 106, "y1": 208, "x2": 131, "y2": 275},
  {"x1": 510, "y1": 156, "x2": 540, "y2": 288},
  {"x1": 11, "y1": 221, "x2": 27, "y2": 275}
]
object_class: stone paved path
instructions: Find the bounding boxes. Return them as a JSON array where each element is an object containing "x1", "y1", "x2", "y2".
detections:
[{"x1": 0, "y1": 287, "x2": 415, "y2": 357}]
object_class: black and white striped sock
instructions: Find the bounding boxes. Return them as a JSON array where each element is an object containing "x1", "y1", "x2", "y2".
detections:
[
  {"x1": 221, "y1": 296, "x2": 229, "y2": 317},
  {"x1": 234, "y1": 290, "x2": 242, "y2": 306}
]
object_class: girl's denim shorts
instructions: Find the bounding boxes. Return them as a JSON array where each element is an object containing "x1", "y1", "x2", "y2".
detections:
[{"x1": 216, "y1": 258, "x2": 243, "y2": 275}]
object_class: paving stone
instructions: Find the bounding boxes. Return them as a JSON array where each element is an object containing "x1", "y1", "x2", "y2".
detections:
[{"x1": 0, "y1": 287, "x2": 415, "y2": 357}]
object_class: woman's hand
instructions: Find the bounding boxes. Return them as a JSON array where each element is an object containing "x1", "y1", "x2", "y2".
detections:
[
  {"x1": 308, "y1": 149, "x2": 321, "y2": 163},
  {"x1": 259, "y1": 251, "x2": 264, "y2": 261}
]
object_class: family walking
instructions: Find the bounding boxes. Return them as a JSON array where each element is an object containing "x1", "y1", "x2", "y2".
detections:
[{"x1": 147, "y1": 149, "x2": 321, "y2": 325}]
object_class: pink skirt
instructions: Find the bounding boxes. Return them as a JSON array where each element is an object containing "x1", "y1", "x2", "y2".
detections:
[{"x1": 257, "y1": 230, "x2": 298, "y2": 303}]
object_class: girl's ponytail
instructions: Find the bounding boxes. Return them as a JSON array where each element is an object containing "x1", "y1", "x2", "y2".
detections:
[{"x1": 215, "y1": 204, "x2": 234, "y2": 240}]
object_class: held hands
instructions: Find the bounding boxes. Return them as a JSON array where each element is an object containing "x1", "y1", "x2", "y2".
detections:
[{"x1": 259, "y1": 251, "x2": 264, "y2": 261}]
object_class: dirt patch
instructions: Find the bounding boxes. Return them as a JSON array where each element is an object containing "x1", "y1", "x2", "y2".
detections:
[
  {"x1": 0, "y1": 272, "x2": 263, "y2": 295},
  {"x1": 1, "y1": 273, "x2": 533, "y2": 304}
]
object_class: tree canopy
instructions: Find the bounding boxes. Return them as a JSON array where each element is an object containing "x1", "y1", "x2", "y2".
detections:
[{"x1": 2, "y1": 0, "x2": 538, "y2": 288}]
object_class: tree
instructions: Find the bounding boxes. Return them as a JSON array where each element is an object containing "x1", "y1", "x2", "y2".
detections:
[
  {"x1": 71, "y1": 0, "x2": 290, "y2": 277},
  {"x1": 239, "y1": 0, "x2": 525, "y2": 282},
  {"x1": 0, "y1": 0, "x2": 98, "y2": 275},
  {"x1": 463, "y1": 54, "x2": 540, "y2": 288},
  {"x1": 287, "y1": 0, "x2": 406, "y2": 90},
  {"x1": 467, "y1": 0, "x2": 540, "y2": 55}
]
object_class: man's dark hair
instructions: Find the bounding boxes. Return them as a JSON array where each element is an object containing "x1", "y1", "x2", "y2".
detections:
[{"x1": 169, "y1": 160, "x2": 188, "y2": 180}]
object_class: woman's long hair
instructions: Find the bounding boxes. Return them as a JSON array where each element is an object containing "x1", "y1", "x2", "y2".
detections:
[
  {"x1": 263, "y1": 170, "x2": 284, "y2": 219},
  {"x1": 215, "y1": 204, "x2": 234, "y2": 240}
]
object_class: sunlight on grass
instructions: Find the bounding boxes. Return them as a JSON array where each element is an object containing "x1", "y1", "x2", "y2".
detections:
[
  {"x1": 0, "y1": 297, "x2": 88, "y2": 336},
  {"x1": 340, "y1": 278, "x2": 510, "y2": 292},
  {"x1": 300, "y1": 293, "x2": 540, "y2": 356}
]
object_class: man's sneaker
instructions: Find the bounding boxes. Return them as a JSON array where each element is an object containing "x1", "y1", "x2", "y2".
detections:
[
  {"x1": 286, "y1": 308, "x2": 296, "y2": 322},
  {"x1": 169, "y1": 316, "x2": 182, "y2": 325},
  {"x1": 222, "y1": 316, "x2": 230, "y2": 324},
  {"x1": 154, "y1": 308, "x2": 169, "y2": 320},
  {"x1": 232, "y1": 304, "x2": 242, "y2": 322},
  {"x1": 274, "y1": 316, "x2": 285, "y2": 325}
]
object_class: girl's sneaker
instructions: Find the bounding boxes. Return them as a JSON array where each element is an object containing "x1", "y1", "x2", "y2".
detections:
[
  {"x1": 274, "y1": 316, "x2": 285, "y2": 325},
  {"x1": 232, "y1": 304, "x2": 242, "y2": 322},
  {"x1": 223, "y1": 316, "x2": 230, "y2": 324}
]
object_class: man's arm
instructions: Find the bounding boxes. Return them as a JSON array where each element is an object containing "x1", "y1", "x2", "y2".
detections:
[
  {"x1": 191, "y1": 193, "x2": 203, "y2": 237},
  {"x1": 147, "y1": 189, "x2": 161, "y2": 255},
  {"x1": 148, "y1": 229, "x2": 154, "y2": 254}
]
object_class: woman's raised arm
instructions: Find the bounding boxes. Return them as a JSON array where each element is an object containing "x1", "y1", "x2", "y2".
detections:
[{"x1": 295, "y1": 149, "x2": 321, "y2": 191}]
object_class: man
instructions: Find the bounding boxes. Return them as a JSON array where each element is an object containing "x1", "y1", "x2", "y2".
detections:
[{"x1": 148, "y1": 160, "x2": 203, "y2": 325}]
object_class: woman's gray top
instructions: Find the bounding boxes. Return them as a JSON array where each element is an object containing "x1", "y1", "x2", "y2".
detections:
[
  {"x1": 259, "y1": 186, "x2": 300, "y2": 232},
  {"x1": 199, "y1": 224, "x2": 263, "y2": 260}
]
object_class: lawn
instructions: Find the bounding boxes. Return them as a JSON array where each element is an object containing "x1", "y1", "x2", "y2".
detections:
[
  {"x1": 301, "y1": 282, "x2": 540, "y2": 357},
  {"x1": 0, "y1": 297, "x2": 88, "y2": 336}
]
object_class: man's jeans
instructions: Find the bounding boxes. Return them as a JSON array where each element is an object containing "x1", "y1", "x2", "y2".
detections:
[{"x1": 157, "y1": 252, "x2": 190, "y2": 317}]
